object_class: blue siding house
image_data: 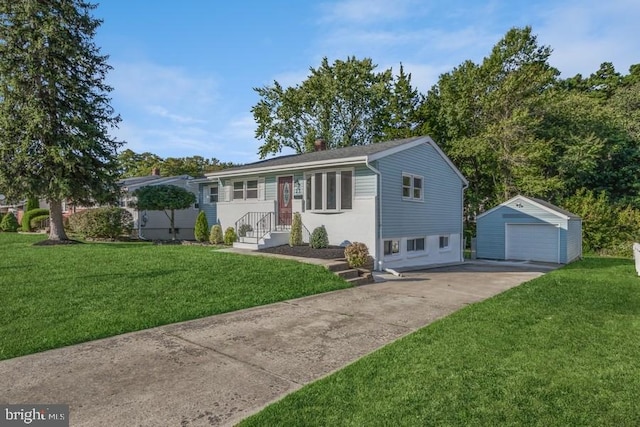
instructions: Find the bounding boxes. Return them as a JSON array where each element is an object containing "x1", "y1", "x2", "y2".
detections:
[
  {"x1": 476, "y1": 195, "x2": 582, "y2": 264},
  {"x1": 195, "y1": 136, "x2": 468, "y2": 271}
]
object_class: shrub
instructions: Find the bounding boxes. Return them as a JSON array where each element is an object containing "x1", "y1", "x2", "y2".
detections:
[
  {"x1": 289, "y1": 212, "x2": 303, "y2": 247},
  {"x1": 22, "y1": 208, "x2": 49, "y2": 232},
  {"x1": 310, "y1": 225, "x2": 329, "y2": 249},
  {"x1": 563, "y1": 189, "x2": 640, "y2": 257},
  {"x1": 25, "y1": 198, "x2": 39, "y2": 212},
  {"x1": 29, "y1": 214, "x2": 51, "y2": 230},
  {"x1": 224, "y1": 227, "x2": 237, "y2": 245},
  {"x1": 194, "y1": 211, "x2": 209, "y2": 242},
  {"x1": 209, "y1": 224, "x2": 223, "y2": 244},
  {"x1": 0, "y1": 212, "x2": 19, "y2": 232},
  {"x1": 68, "y1": 207, "x2": 133, "y2": 239},
  {"x1": 344, "y1": 242, "x2": 369, "y2": 268}
]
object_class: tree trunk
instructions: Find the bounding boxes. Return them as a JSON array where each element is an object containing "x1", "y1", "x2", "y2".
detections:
[{"x1": 48, "y1": 199, "x2": 69, "y2": 241}]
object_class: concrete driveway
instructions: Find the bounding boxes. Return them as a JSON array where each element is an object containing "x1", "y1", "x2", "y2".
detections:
[{"x1": 0, "y1": 261, "x2": 556, "y2": 426}]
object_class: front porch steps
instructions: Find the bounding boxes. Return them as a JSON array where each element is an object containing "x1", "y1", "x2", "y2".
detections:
[
  {"x1": 233, "y1": 230, "x2": 290, "y2": 250},
  {"x1": 326, "y1": 259, "x2": 374, "y2": 286}
]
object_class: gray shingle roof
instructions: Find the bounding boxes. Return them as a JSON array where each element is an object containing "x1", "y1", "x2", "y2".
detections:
[{"x1": 208, "y1": 136, "x2": 425, "y2": 175}]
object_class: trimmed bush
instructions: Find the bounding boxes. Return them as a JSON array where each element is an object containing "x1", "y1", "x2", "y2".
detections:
[
  {"x1": 209, "y1": 224, "x2": 223, "y2": 244},
  {"x1": 289, "y1": 212, "x2": 303, "y2": 247},
  {"x1": 0, "y1": 212, "x2": 19, "y2": 232},
  {"x1": 29, "y1": 214, "x2": 50, "y2": 230},
  {"x1": 224, "y1": 227, "x2": 237, "y2": 246},
  {"x1": 22, "y1": 208, "x2": 49, "y2": 232},
  {"x1": 194, "y1": 211, "x2": 209, "y2": 242},
  {"x1": 68, "y1": 207, "x2": 133, "y2": 239},
  {"x1": 344, "y1": 242, "x2": 370, "y2": 268},
  {"x1": 25, "y1": 198, "x2": 39, "y2": 212},
  {"x1": 310, "y1": 225, "x2": 329, "y2": 249}
]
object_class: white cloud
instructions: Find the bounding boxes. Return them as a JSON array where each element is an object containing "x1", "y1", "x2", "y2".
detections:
[
  {"x1": 319, "y1": 0, "x2": 422, "y2": 24},
  {"x1": 536, "y1": 0, "x2": 640, "y2": 77}
]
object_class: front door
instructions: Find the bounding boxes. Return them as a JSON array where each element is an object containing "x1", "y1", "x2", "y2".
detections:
[{"x1": 277, "y1": 176, "x2": 293, "y2": 227}]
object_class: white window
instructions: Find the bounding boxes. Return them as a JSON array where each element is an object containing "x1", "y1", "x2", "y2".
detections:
[
  {"x1": 407, "y1": 237, "x2": 425, "y2": 252},
  {"x1": 402, "y1": 173, "x2": 423, "y2": 201},
  {"x1": 233, "y1": 182, "x2": 244, "y2": 200},
  {"x1": 439, "y1": 235, "x2": 450, "y2": 250},
  {"x1": 305, "y1": 169, "x2": 353, "y2": 212},
  {"x1": 232, "y1": 180, "x2": 258, "y2": 200},
  {"x1": 208, "y1": 185, "x2": 218, "y2": 203},
  {"x1": 384, "y1": 240, "x2": 400, "y2": 256},
  {"x1": 246, "y1": 180, "x2": 258, "y2": 199}
]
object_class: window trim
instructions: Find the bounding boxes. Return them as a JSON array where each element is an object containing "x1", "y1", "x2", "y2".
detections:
[
  {"x1": 406, "y1": 237, "x2": 426, "y2": 253},
  {"x1": 232, "y1": 179, "x2": 259, "y2": 201},
  {"x1": 439, "y1": 235, "x2": 450, "y2": 251},
  {"x1": 207, "y1": 184, "x2": 219, "y2": 204},
  {"x1": 383, "y1": 239, "x2": 401, "y2": 257},
  {"x1": 304, "y1": 168, "x2": 354, "y2": 213},
  {"x1": 402, "y1": 173, "x2": 424, "y2": 201}
]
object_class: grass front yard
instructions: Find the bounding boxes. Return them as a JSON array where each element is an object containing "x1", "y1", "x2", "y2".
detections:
[
  {"x1": 241, "y1": 257, "x2": 640, "y2": 426},
  {"x1": 0, "y1": 233, "x2": 349, "y2": 360}
]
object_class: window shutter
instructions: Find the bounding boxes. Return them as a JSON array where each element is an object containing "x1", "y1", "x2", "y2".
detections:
[{"x1": 258, "y1": 177, "x2": 266, "y2": 200}]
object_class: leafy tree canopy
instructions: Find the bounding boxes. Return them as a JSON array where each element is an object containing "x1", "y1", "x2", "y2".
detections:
[
  {"x1": 131, "y1": 184, "x2": 196, "y2": 240},
  {"x1": 116, "y1": 149, "x2": 237, "y2": 178},
  {"x1": 252, "y1": 56, "x2": 424, "y2": 158}
]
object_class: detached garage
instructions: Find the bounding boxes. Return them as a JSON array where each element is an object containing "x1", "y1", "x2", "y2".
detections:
[{"x1": 476, "y1": 195, "x2": 582, "y2": 264}]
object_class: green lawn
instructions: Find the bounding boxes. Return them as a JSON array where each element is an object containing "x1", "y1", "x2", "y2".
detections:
[
  {"x1": 241, "y1": 257, "x2": 640, "y2": 426},
  {"x1": 0, "y1": 233, "x2": 349, "y2": 360}
]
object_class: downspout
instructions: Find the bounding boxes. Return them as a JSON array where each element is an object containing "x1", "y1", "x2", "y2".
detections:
[
  {"x1": 365, "y1": 159, "x2": 383, "y2": 271},
  {"x1": 461, "y1": 182, "x2": 468, "y2": 262}
]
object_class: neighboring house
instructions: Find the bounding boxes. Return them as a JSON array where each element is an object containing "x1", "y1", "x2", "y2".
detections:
[
  {"x1": 476, "y1": 195, "x2": 582, "y2": 264},
  {"x1": 195, "y1": 136, "x2": 468, "y2": 271},
  {"x1": 119, "y1": 172, "x2": 199, "y2": 240}
]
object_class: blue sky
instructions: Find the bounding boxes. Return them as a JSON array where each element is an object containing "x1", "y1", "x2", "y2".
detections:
[{"x1": 95, "y1": 0, "x2": 639, "y2": 164}]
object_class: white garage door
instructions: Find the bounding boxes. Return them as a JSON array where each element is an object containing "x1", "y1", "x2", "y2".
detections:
[{"x1": 506, "y1": 224, "x2": 559, "y2": 263}]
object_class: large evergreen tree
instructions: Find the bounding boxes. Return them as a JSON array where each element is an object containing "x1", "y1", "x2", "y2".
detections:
[{"x1": 0, "y1": 0, "x2": 121, "y2": 241}]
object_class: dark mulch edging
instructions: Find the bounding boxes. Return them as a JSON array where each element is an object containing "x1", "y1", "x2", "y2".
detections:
[
  {"x1": 258, "y1": 244, "x2": 346, "y2": 260},
  {"x1": 33, "y1": 239, "x2": 84, "y2": 246}
]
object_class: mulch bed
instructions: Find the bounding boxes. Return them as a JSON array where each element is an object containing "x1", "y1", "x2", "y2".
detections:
[{"x1": 258, "y1": 244, "x2": 346, "y2": 260}]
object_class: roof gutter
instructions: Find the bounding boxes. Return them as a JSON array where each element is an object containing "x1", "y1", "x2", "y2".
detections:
[
  {"x1": 461, "y1": 181, "x2": 469, "y2": 263},
  {"x1": 365, "y1": 157, "x2": 383, "y2": 272},
  {"x1": 205, "y1": 157, "x2": 368, "y2": 179}
]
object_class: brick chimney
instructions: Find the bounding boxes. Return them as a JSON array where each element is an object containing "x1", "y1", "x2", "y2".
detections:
[
  {"x1": 314, "y1": 138, "x2": 327, "y2": 151},
  {"x1": 151, "y1": 167, "x2": 160, "y2": 176}
]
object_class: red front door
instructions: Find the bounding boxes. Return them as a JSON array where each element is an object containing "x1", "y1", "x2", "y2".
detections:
[{"x1": 278, "y1": 176, "x2": 293, "y2": 227}]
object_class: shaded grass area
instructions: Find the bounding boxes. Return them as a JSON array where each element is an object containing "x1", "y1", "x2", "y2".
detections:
[
  {"x1": 241, "y1": 257, "x2": 640, "y2": 426},
  {"x1": 0, "y1": 233, "x2": 349, "y2": 360}
]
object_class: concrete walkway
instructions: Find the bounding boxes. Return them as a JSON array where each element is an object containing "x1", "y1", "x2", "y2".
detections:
[{"x1": 0, "y1": 260, "x2": 556, "y2": 426}]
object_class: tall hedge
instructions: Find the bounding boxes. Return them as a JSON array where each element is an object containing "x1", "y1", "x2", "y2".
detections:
[
  {"x1": 22, "y1": 208, "x2": 49, "y2": 232},
  {"x1": 25, "y1": 198, "x2": 40, "y2": 212},
  {"x1": 68, "y1": 207, "x2": 133, "y2": 239}
]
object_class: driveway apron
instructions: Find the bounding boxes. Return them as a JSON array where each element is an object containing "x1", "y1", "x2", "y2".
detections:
[{"x1": 0, "y1": 261, "x2": 556, "y2": 426}]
